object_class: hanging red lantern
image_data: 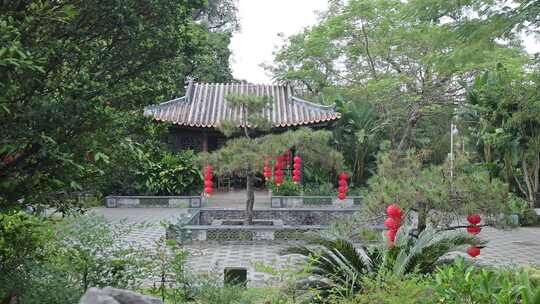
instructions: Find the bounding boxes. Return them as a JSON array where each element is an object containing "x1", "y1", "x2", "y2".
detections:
[
  {"x1": 467, "y1": 214, "x2": 481, "y2": 225},
  {"x1": 275, "y1": 162, "x2": 283, "y2": 170},
  {"x1": 292, "y1": 154, "x2": 302, "y2": 183},
  {"x1": 274, "y1": 170, "x2": 284, "y2": 177},
  {"x1": 467, "y1": 246, "x2": 480, "y2": 257},
  {"x1": 275, "y1": 175, "x2": 284, "y2": 185},
  {"x1": 204, "y1": 165, "x2": 214, "y2": 195},
  {"x1": 338, "y1": 185, "x2": 348, "y2": 193},
  {"x1": 386, "y1": 204, "x2": 402, "y2": 219},
  {"x1": 337, "y1": 171, "x2": 349, "y2": 200},
  {"x1": 384, "y1": 218, "x2": 400, "y2": 230},
  {"x1": 466, "y1": 225, "x2": 481, "y2": 235},
  {"x1": 385, "y1": 229, "x2": 397, "y2": 242}
]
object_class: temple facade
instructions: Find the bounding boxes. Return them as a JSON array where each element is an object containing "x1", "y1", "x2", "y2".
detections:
[{"x1": 144, "y1": 80, "x2": 341, "y2": 152}]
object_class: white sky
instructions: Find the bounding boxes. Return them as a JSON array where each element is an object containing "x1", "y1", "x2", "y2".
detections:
[
  {"x1": 229, "y1": 0, "x2": 328, "y2": 84},
  {"x1": 229, "y1": 0, "x2": 540, "y2": 84}
]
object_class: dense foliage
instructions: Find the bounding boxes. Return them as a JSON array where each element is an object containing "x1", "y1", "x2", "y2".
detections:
[
  {"x1": 362, "y1": 148, "x2": 510, "y2": 232},
  {"x1": 0, "y1": 0, "x2": 237, "y2": 210},
  {"x1": 267, "y1": 0, "x2": 537, "y2": 197}
]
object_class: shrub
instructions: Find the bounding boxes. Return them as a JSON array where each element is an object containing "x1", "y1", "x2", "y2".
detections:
[
  {"x1": 507, "y1": 194, "x2": 539, "y2": 226},
  {"x1": 431, "y1": 258, "x2": 540, "y2": 303},
  {"x1": 144, "y1": 151, "x2": 202, "y2": 195},
  {"x1": 284, "y1": 224, "x2": 479, "y2": 301},
  {"x1": 0, "y1": 212, "x2": 53, "y2": 303},
  {"x1": 303, "y1": 182, "x2": 335, "y2": 196},
  {"x1": 334, "y1": 274, "x2": 432, "y2": 304},
  {"x1": 52, "y1": 213, "x2": 150, "y2": 293},
  {"x1": 269, "y1": 178, "x2": 302, "y2": 196}
]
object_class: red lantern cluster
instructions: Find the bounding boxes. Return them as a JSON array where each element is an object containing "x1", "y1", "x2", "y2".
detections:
[
  {"x1": 292, "y1": 155, "x2": 302, "y2": 183},
  {"x1": 204, "y1": 165, "x2": 213, "y2": 195},
  {"x1": 466, "y1": 214, "x2": 482, "y2": 257},
  {"x1": 385, "y1": 204, "x2": 402, "y2": 245},
  {"x1": 274, "y1": 156, "x2": 284, "y2": 186},
  {"x1": 337, "y1": 172, "x2": 348, "y2": 200},
  {"x1": 263, "y1": 158, "x2": 272, "y2": 180}
]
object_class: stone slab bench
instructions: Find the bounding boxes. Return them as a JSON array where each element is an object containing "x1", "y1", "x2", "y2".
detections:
[{"x1": 105, "y1": 195, "x2": 202, "y2": 208}]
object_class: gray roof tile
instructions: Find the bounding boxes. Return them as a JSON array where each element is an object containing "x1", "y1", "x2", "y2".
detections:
[{"x1": 144, "y1": 82, "x2": 341, "y2": 128}]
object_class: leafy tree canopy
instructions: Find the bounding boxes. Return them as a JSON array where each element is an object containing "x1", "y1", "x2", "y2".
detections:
[{"x1": 0, "y1": 0, "x2": 238, "y2": 210}]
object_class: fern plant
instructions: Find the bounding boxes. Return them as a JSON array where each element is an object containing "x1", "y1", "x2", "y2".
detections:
[
  {"x1": 283, "y1": 225, "x2": 481, "y2": 301},
  {"x1": 389, "y1": 225, "x2": 480, "y2": 276},
  {"x1": 284, "y1": 235, "x2": 383, "y2": 299}
]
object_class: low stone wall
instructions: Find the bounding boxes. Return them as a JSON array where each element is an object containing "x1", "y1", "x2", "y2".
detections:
[
  {"x1": 271, "y1": 196, "x2": 361, "y2": 208},
  {"x1": 168, "y1": 208, "x2": 360, "y2": 243},
  {"x1": 105, "y1": 196, "x2": 202, "y2": 208}
]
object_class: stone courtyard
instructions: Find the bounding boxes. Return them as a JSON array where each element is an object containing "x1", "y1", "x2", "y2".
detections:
[{"x1": 93, "y1": 197, "x2": 540, "y2": 287}]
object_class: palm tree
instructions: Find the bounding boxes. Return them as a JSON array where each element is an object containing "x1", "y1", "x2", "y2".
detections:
[
  {"x1": 284, "y1": 235, "x2": 383, "y2": 299},
  {"x1": 283, "y1": 225, "x2": 480, "y2": 300}
]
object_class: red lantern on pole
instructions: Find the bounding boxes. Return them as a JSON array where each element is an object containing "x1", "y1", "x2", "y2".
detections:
[
  {"x1": 467, "y1": 246, "x2": 480, "y2": 257},
  {"x1": 338, "y1": 172, "x2": 349, "y2": 200},
  {"x1": 385, "y1": 204, "x2": 402, "y2": 246},
  {"x1": 384, "y1": 217, "x2": 400, "y2": 230},
  {"x1": 385, "y1": 229, "x2": 397, "y2": 242},
  {"x1": 292, "y1": 155, "x2": 302, "y2": 184},
  {"x1": 204, "y1": 165, "x2": 213, "y2": 195},
  {"x1": 386, "y1": 204, "x2": 402, "y2": 219},
  {"x1": 467, "y1": 226, "x2": 481, "y2": 235},
  {"x1": 467, "y1": 214, "x2": 481, "y2": 225}
]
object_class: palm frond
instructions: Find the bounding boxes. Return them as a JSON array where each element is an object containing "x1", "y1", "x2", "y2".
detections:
[{"x1": 392, "y1": 225, "x2": 479, "y2": 276}]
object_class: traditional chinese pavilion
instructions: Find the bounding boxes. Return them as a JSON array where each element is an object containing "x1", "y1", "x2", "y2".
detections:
[{"x1": 143, "y1": 80, "x2": 341, "y2": 152}]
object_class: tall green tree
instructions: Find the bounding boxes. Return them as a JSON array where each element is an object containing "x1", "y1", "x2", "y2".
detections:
[
  {"x1": 466, "y1": 65, "x2": 540, "y2": 207},
  {"x1": 0, "y1": 0, "x2": 237, "y2": 210},
  {"x1": 267, "y1": 0, "x2": 528, "y2": 182}
]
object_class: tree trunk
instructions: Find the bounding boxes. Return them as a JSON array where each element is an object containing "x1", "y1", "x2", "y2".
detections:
[
  {"x1": 245, "y1": 172, "x2": 255, "y2": 225},
  {"x1": 416, "y1": 202, "x2": 428, "y2": 234}
]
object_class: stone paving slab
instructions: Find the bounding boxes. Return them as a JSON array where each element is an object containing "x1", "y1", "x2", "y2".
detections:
[{"x1": 92, "y1": 208, "x2": 540, "y2": 287}]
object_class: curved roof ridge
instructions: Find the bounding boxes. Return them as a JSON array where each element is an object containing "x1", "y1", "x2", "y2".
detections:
[
  {"x1": 143, "y1": 96, "x2": 186, "y2": 115},
  {"x1": 290, "y1": 96, "x2": 336, "y2": 110}
]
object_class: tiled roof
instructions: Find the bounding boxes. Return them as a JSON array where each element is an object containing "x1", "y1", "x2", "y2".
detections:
[{"x1": 143, "y1": 82, "x2": 341, "y2": 128}]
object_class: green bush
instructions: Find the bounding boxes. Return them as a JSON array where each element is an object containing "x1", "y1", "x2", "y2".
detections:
[
  {"x1": 335, "y1": 274, "x2": 432, "y2": 304},
  {"x1": 268, "y1": 178, "x2": 302, "y2": 196},
  {"x1": 303, "y1": 182, "x2": 335, "y2": 196},
  {"x1": 52, "y1": 214, "x2": 149, "y2": 292},
  {"x1": 507, "y1": 194, "x2": 539, "y2": 226},
  {"x1": 431, "y1": 258, "x2": 540, "y2": 303},
  {"x1": 0, "y1": 212, "x2": 53, "y2": 303},
  {"x1": 144, "y1": 151, "x2": 202, "y2": 196}
]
